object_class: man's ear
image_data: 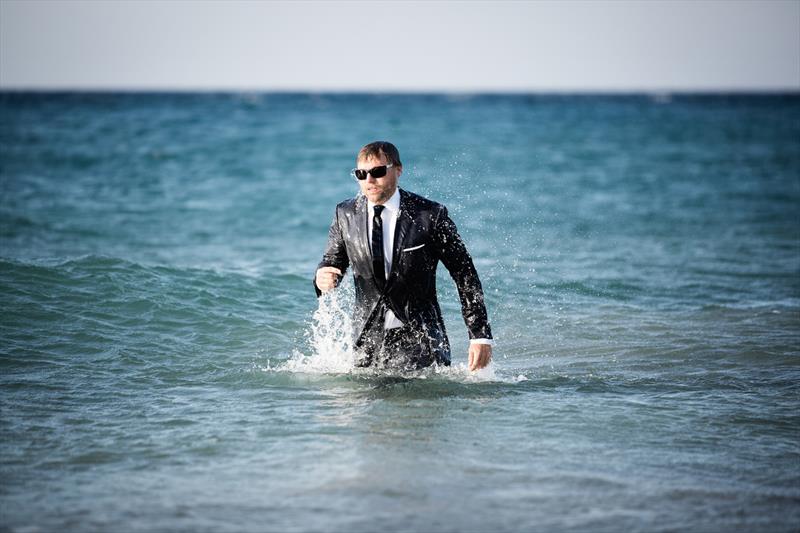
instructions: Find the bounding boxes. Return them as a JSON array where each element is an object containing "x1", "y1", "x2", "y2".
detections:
[{"x1": 396, "y1": 165, "x2": 403, "y2": 178}]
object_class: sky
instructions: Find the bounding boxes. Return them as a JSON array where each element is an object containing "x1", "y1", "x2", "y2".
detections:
[{"x1": 1, "y1": 0, "x2": 798, "y2": 92}]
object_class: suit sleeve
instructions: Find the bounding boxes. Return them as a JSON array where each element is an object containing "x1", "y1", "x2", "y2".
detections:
[
  {"x1": 313, "y1": 206, "x2": 350, "y2": 297},
  {"x1": 433, "y1": 205, "x2": 492, "y2": 340}
]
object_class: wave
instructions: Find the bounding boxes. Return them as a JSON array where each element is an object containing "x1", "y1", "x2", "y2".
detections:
[
  {"x1": 532, "y1": 279, "x2": 646, "y2": 301},
  {"x1": 0, "y1": 254, "x2": 312, "y2": 363}
]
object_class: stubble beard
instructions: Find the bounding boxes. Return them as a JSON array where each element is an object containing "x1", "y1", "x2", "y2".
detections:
[
  {"x1": 364, "y1": 184, "x2": 397, "y2": 205},
  {"x1": 374, "y1": 186, "x2": 396, "y2": 204}
]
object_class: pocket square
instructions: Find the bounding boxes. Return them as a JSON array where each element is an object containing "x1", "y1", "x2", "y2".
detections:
[{"x1": 402, "y1": 244, "x2": 426, "y2": 252}]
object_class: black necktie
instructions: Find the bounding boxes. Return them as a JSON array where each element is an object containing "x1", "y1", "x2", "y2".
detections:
[{"x1": 372, "y1": 205, "x2": 386, "y2": 290}]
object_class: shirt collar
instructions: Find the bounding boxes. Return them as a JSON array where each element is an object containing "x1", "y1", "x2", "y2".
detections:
[{"x1": 368, "y1": 187, "x2": 400, "y2": 214}]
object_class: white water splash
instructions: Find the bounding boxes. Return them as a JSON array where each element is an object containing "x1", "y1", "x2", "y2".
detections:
[{"x1": 279, "y1": 276, "x2": 357, "y2": 373}]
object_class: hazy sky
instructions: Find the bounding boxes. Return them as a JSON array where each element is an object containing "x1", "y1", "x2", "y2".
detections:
[{"x1": 1, "y1": 0, "x2": 798, "y2": 91}]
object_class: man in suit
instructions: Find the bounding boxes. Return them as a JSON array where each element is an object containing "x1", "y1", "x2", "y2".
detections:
[{"x1": 314, "y1": 141, "x2": 493, "y2": 371}]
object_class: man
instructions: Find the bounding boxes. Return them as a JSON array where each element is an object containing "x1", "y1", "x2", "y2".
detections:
[{"x1": 314, "y1": 141, "x2": 493, "y2": 371}]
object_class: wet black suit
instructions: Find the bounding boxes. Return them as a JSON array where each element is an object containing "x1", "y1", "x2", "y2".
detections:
[{"x1": 314, "y1": 188, "x2": 492, "y2": 369}]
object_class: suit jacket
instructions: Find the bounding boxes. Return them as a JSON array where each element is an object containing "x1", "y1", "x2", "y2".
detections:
[{"x1": 314, "y1": 188, "x2": 492, "y2": 364}]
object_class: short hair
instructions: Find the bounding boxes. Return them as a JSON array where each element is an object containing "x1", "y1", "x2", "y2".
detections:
[{"x1": 357, "y1": 141, "x2": 402, "y2": 167}]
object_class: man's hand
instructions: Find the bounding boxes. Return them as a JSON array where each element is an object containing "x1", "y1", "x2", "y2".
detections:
[
  {"x1": 315, "y1": 266, "x2": 342, "y2": 293},
  {"x1": 468, "y1": 343, "x2": 492, "y2": 371}
]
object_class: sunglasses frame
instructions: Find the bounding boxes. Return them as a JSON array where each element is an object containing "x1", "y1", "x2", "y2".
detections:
[{"x1": 351, "y1": 163, "x2": 394, "y2": 181}]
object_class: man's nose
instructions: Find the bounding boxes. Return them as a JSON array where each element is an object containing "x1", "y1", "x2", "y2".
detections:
[{"x1": 365, "y1": 173, "x2": 377, "y2": 183}]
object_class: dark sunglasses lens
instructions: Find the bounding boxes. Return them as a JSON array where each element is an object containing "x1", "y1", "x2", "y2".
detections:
[
  {"x1": 370, "y1": 165, "x2": 388, "y2": 178},
  {"x1": 354, "y1": 169, "x2": 368, "y2": 180}
]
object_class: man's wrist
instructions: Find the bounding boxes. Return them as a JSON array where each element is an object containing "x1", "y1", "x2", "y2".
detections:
[{"x1": 470, "y1": 338, "x2": 493, "y2": 346}]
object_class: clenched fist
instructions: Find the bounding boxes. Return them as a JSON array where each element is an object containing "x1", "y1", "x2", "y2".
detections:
[{"x1": 315, "y1": 266, "x2": 342, "y2": 292}]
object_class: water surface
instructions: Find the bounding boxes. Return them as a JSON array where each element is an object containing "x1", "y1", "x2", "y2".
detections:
[{"x1": 1, "y1": 92, "x2": 799, "y2": 532}]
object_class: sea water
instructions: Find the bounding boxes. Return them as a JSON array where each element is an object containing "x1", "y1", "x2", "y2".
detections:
[{"x1": 1, "y1": 93, "x2": 799, "y2": 532}]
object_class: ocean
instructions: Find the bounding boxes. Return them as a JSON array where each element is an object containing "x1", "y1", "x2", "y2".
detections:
[{"x1": 1, "y1": 92, "x2": 799, "y2": 532}]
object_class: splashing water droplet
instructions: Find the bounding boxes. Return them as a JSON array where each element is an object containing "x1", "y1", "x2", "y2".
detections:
[{"x1": 280, "y1": 277, "x2": 357, "y2": 373}]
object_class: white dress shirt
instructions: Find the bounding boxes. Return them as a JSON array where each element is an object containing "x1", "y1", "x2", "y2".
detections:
[{"x1": 367, "y1": 189, "x2": 493, "y2": 346}]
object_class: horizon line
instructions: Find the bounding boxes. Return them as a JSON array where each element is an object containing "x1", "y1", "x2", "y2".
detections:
[{"x1": 1, "y1": 86, "x2": 799, "y2": 95}]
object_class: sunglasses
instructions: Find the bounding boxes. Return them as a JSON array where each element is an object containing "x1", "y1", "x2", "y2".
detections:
[{"x1": 351, "y1": 164, "x2": 393, "y2": 180}]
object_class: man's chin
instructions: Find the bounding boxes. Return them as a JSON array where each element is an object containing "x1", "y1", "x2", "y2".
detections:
[{"x1": 365, "y1": 192, "x2": 383, "y2": 203}]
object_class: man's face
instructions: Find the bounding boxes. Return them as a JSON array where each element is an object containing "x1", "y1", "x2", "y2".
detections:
[{"x1": 357, "y1": 154, "x2": 401, "y2": 205}]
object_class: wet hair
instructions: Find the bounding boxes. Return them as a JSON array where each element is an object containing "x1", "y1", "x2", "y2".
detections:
[{"x1": 357, "y1": 141, "x2": 402, "y2": 167}]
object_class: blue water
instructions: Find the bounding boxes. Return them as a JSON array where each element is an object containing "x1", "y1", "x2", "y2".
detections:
[{"x1": 1, "y1": 92, "x2": 799, "y2": 532}]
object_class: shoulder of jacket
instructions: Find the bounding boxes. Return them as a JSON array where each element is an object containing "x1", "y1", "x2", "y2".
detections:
[{"x1": 335, "y1": 196, "x2": 360, "y2": 212}]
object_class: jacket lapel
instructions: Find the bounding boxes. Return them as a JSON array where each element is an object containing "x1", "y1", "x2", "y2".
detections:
[
  {"x1": 387, "y1": 189, "x2": 415, "y2": 286},
  {"x1": 353, "y1": 194, "x2": 372, "y2": 270}
]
